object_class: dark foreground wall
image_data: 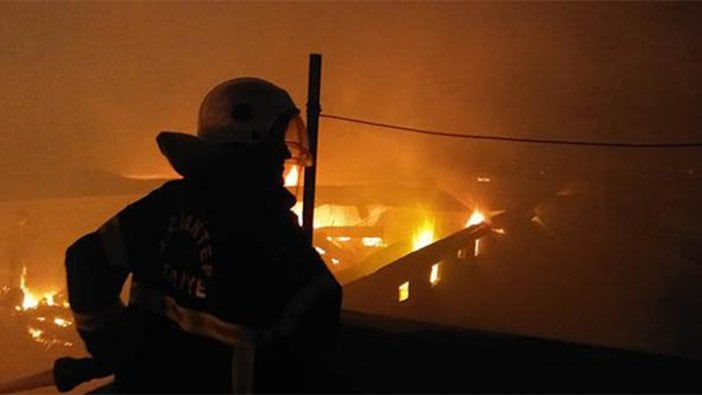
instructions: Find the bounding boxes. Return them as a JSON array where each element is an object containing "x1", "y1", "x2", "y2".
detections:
[{"x1": 330, "y1": 311, "x2": 702, "y2": 393}]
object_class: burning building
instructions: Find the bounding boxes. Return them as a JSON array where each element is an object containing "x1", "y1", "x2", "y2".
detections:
[
  {"x1": 1, "y1": 2, "x2": 702, "y2": 390},
  {"x1": 1, "y1": 154, "x2": 701, "y2": 393}
]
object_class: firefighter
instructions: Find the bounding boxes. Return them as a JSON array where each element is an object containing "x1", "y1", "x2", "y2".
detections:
[{"x1": 64, "y1": 78, "x2": 342, "y2": 394}]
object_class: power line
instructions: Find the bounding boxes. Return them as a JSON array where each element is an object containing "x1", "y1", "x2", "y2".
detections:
[{"x1": 320, "y1": 113, "x2": 702, "y2": 148}]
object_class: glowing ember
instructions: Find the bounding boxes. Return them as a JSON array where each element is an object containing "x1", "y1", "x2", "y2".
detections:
[
  {"x1": 466, "y1": 209, "x2": 486, "y2": 228},
  {"x1": 27, "y1": 326, "x2": 74, "y2": 348},
  {"x1": 315, "y1": 246, "x2": 326, "y2": 256},
  {"x1": 412, "y1": 217, "x2": 435, "y2": 251},
  {"x1": 53, "y1": 318, "x2": 72, "y2": 328},
  {"x1": 398, "y1": 281, "x2": 410, "y2": 302},
  {"x1": 531, "y1": 215, "x2": 548, "y2": 229},
  {"x1": 430, "y1": 263, "x2": 441, "y2": 285},
  {"x1": 28, "y1": 327, "x2": 44, "y2": 340},
  {"x1": 474, "y1": 238, "x2": 481, "y2": 257},
  {"x1": 121, "y1": 172, "x2": 179, "y2": 180},
  {"x1": 327, "y1": 236, "x2": 352, "y2": 243},
  {"x1": 492, "y1": 228, "x2": 506, "y2": 235},
  {"x1": 477, "y1": 177, "x2": 492, "y2": 183},
  {"x1": 361, "y1": 237, "x2": 383, "y2": 247},
  {"x1": 331, "y1": 258, "x2": 340, "y2": 265},
  {"x1": 284, "y1": 165, "x2": 300, "y2": 187}
]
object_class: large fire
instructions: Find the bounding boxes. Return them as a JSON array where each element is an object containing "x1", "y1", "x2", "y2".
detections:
[
  {"x1": 284, "y1": 190, "x2": 490, "y2": 273},
  {"x1": 411, "y1": 209, "x2": 485, "y2": 252},
  {"x1": 289, "y1": 200, "x2": 389, "y2": 270}
]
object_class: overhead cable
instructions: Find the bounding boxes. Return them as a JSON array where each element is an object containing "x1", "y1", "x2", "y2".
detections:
[{"x1": 320, "y1": 113, "x2": 702, "y2": 148}]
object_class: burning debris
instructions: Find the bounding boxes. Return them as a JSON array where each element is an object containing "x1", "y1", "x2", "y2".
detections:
[{"x1": 1, "y1": 267, "x2": 75, "y2": 349}]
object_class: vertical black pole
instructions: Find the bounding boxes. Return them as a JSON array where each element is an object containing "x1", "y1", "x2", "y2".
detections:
[{"x1": 303, "y1": 53, "x2": 322, "y2": 242}]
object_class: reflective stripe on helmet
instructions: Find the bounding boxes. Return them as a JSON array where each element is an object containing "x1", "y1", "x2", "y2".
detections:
[
  {"x1": 197, "y1": 77, "x2": 299, "y2": 147},
  {"x1": 98, "y1": 216, "x2": 130, "y2": 271},
  {"x1": 73, "y1": 300, "x2": 126, "y2": 332},
  {"x1": 129, "y1": 281, "x2": 253, "y2": 347}
]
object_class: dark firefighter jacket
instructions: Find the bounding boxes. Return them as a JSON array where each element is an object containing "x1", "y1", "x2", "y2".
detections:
[{"x1": 64, "y1": 171, "x2": 342, "y2": 393}]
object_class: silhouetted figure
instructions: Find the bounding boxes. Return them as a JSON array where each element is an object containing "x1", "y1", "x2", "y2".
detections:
[{"x1": 65, "y1": 78, "x2": 342, "y2": 393}]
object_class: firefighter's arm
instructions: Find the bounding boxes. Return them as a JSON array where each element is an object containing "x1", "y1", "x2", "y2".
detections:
[
  {"x1": 65, "y1": 221, "x2": 130, "y2": 372},
  {"x1": 278, "y1": 265, "x2": 341, "y2": 354},
  {"x1": 65, "y1": 184, "x2": 169, "y2": 370},
  {"x1": 269, "y1": 248, "x2": 342, "y2": 391},
  {"x1": 259, "y1": 220, "x2": 342, "y2": 356}
]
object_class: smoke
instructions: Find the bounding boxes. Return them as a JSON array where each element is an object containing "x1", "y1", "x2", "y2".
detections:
[{"x1": 0, "y1": 2, "x2": 700, "y2": 194}]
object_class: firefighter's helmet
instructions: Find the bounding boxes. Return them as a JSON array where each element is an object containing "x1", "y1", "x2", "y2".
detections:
[{"x1": 157, "y1": 77, "x2": 311, "y2": 176}]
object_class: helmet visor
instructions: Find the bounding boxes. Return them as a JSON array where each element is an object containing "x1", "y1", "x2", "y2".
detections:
[{"x1": 285, "y1": 115, "x2": 313, "y2": 167}]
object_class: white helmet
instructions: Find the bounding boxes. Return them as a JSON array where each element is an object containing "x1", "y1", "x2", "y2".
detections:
[
  {"x1": 157, "y1": 77, "x2": 311, "y2": 176},
  {"x1": 198, "y1": 78, "x2": 311, "y2": 165}
]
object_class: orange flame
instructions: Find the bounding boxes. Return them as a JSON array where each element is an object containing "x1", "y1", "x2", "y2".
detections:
[
  {"x1": 291, "y1": 203, "x2": 362, "y2": 229},
  {"x1": 412, "y1": 216, "x2": 435, "y2": 251},
  {"x1": 20, "y1": 266, "x2": 39, "y2": 310},
  {"x1": 53, "y1": 318, "x2": 71, "y2": 328},
  {"x1": 16, "y1": 267, "x2": 74, "y2": 347},
  {"x1": 466, "y1": 209, "x2": 486, "y2": 228},
  {"x1": 18, "y1": 266, "x2": 61, "y2": 311}
]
